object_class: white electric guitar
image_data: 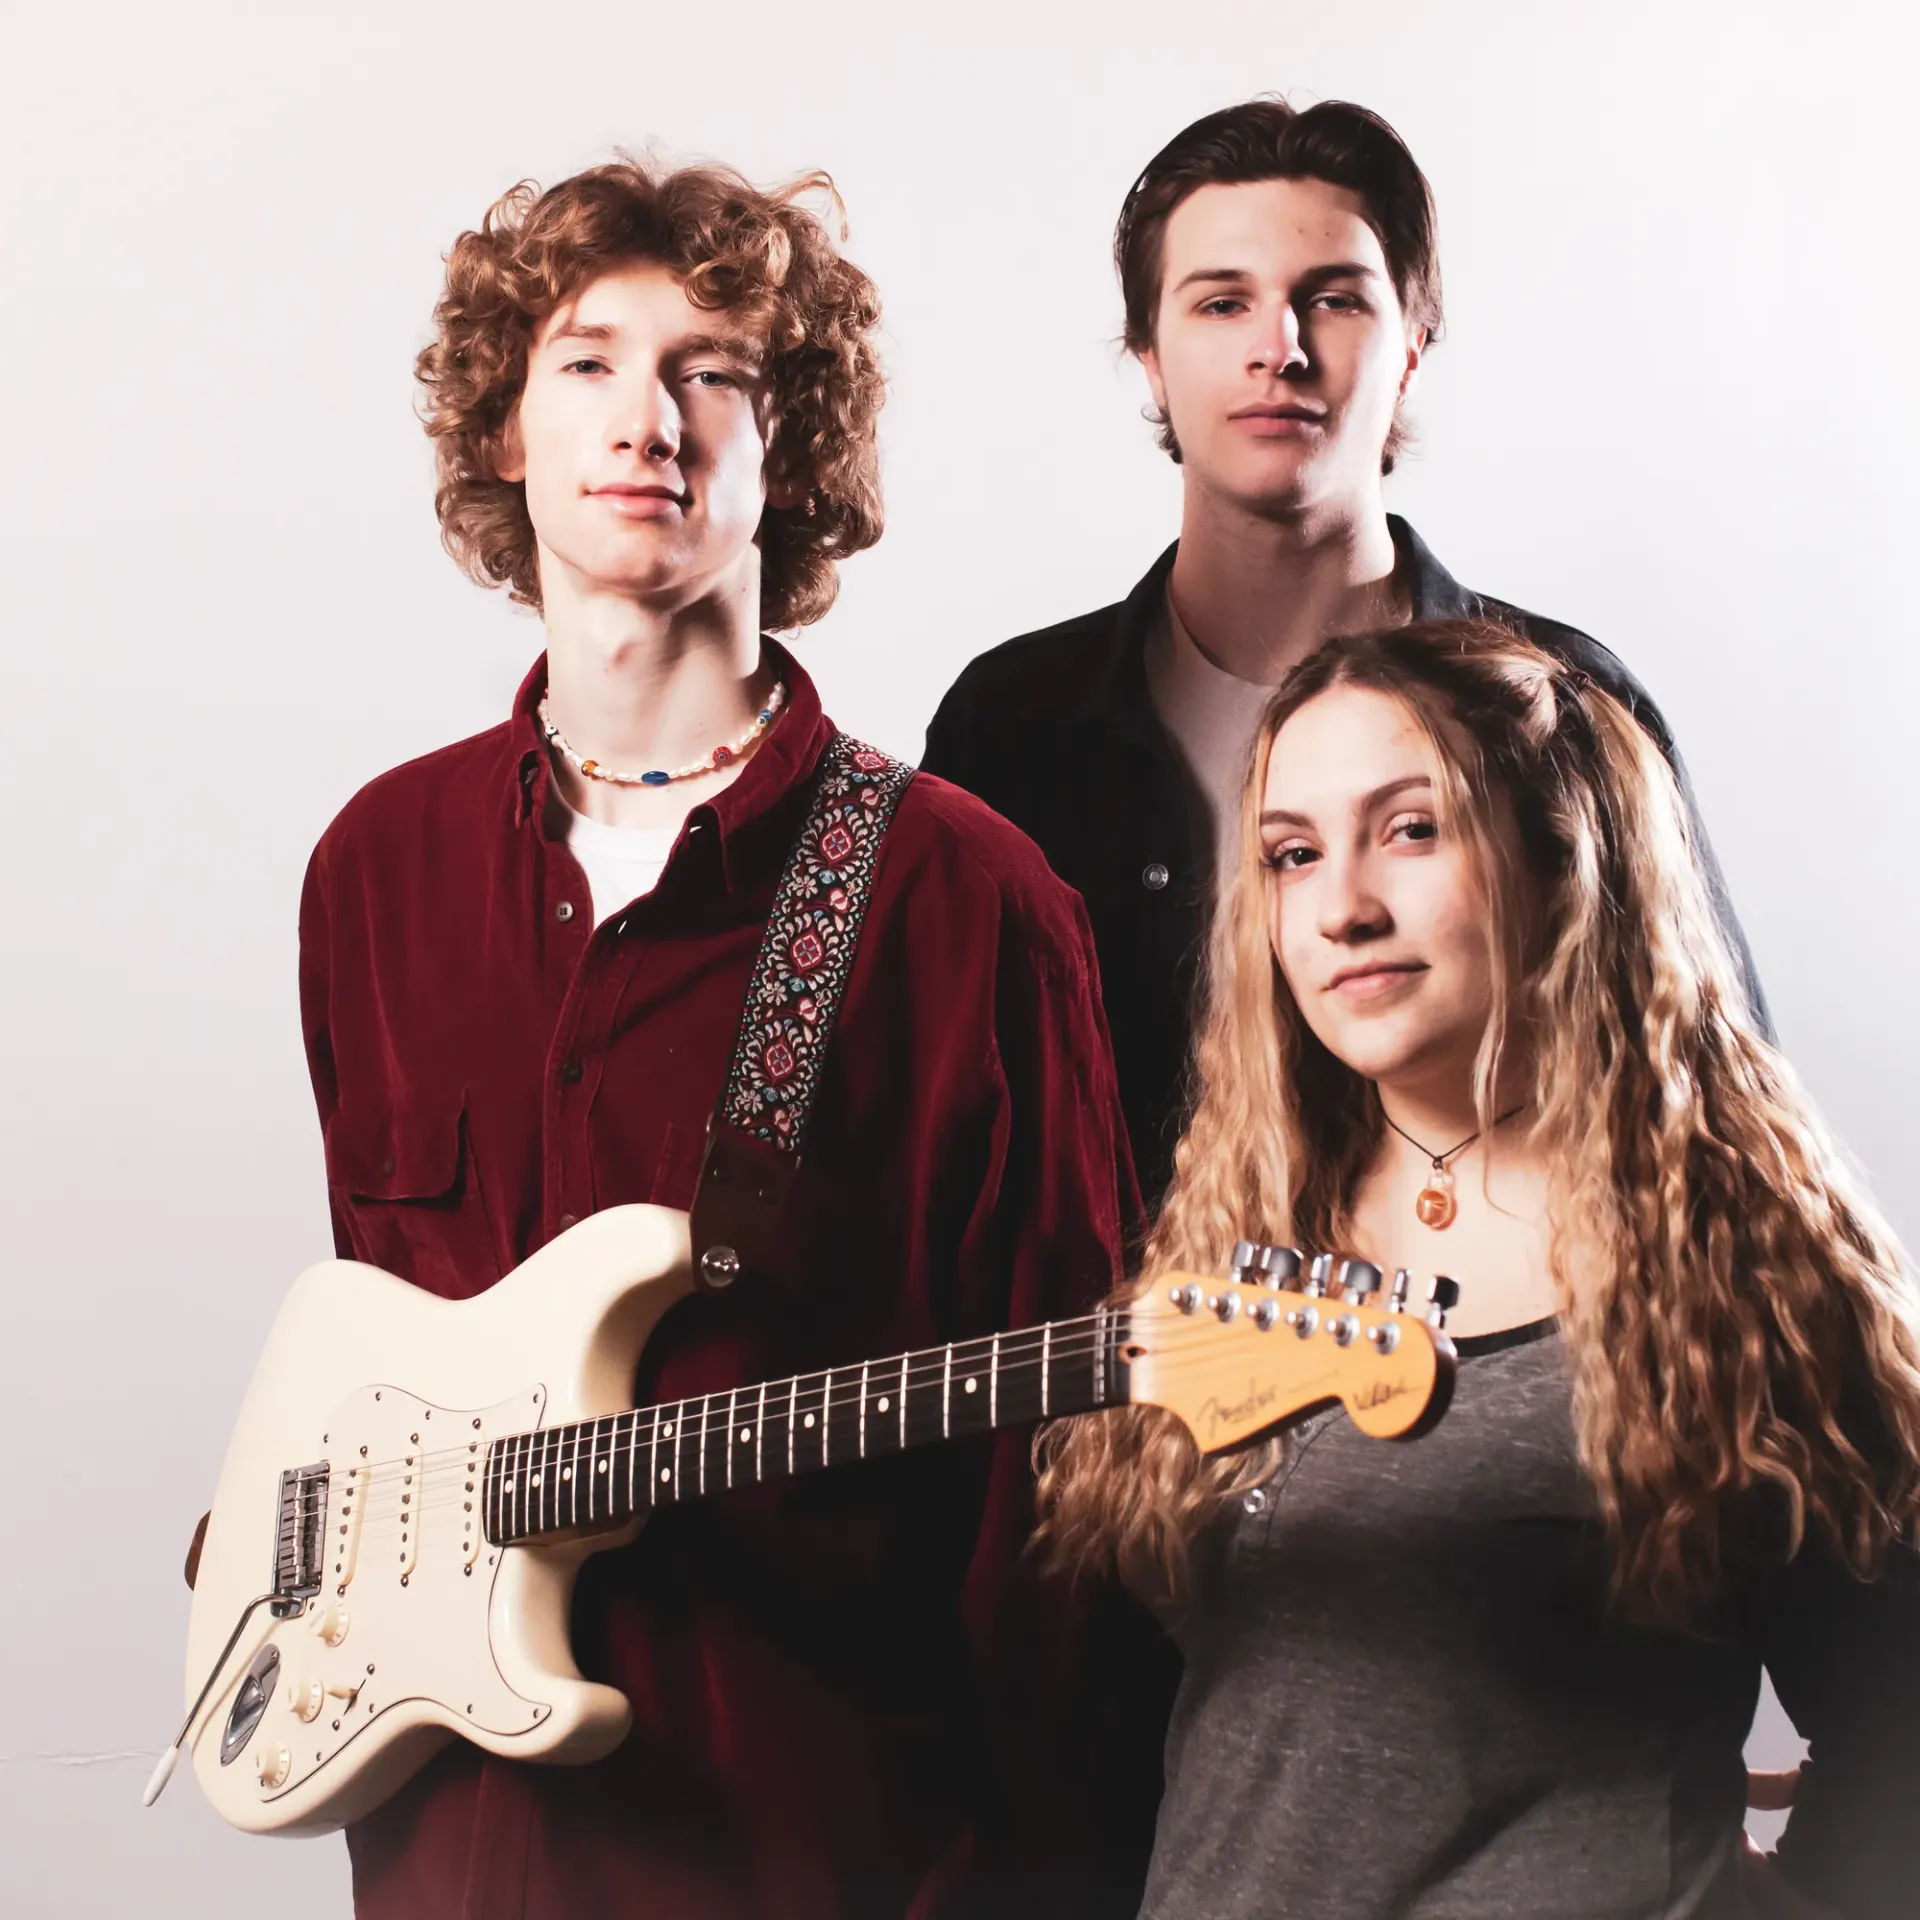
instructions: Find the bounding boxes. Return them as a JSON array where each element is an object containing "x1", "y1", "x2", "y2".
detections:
[{"x1": 151, "y1": 1206, "x2": 1458, "y2": 1835}]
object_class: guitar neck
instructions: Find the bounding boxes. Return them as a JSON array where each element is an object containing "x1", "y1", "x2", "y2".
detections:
[{"x1": 483, "y1": 1310, "x2": 1121, "y2": 1547}]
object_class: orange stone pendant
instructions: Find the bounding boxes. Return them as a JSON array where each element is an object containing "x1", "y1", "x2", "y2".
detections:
[{"x1": 1414, "y1": 1167, "x2": 1456, "y2": 1229}]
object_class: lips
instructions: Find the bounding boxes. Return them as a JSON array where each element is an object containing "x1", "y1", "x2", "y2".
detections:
[
  {"x1": 590, "y1": 482, "x2": 688, "y2": 517},
  {"x1": 1230, "y1": 404, "x2": 1326, "y2": 424},
  {"x1": 1327, "y1": 962, "x2": 1424, "y2": 997}
]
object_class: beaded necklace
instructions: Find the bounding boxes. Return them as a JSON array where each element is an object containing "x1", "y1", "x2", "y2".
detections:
[{"x1": 537, "y1": 682, "x2": 788, "y2": 788}]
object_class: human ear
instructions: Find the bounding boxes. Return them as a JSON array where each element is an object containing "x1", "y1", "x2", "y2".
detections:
[
  {"x1": 491, "y1": 411, "x2": 527, "y2": 486},
  {"x1": 1397, "y1": 325, "x2": 1429, "y2": 403},
  {"x1": 1138, "y1": 344, "x2": 1171, "y2": 419}
]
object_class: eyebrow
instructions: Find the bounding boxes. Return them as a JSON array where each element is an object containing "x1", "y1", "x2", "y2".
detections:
[
  {"x1": 1169, "y1": 260, "x2": 1387, "y2": 297},
  {"x1": 1260, "y1": 772, "x2": 1432, "y2": 830},
  {"x1": 541, "y1": 321, "x2": 764, "y2": 373}
]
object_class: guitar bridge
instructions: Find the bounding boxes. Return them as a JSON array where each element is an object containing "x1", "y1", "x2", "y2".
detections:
[{"x1": 270, "y1": 1461, "x2": 330, "y2": 1617}]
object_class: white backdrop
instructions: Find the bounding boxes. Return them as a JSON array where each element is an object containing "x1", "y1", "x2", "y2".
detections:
[{"x1": 3, "y1": 2, "x2": 1914, "y2": 1912}]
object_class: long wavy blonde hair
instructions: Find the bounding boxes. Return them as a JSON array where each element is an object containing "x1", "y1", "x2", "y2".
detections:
[{"x1": 1036, "y1": 619, "x2": 1920, "y2": 1624}]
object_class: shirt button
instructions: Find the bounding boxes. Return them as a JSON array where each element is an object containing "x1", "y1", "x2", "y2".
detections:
[
  {"x1": 555, "y1": 901, "x2": 575, "y2": 923},
  {"x1": 1243, "y1": 1487, "x2": 1268, "y2": 1515},
  {"x1": 559, "y1": 1057, "x2": 584, "y2": 1086},
  {"x1": 1142, "y1": 862, "x2": 1170, "y2": 891}
]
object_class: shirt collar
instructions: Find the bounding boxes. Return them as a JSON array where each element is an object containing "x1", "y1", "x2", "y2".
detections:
[
  {"x1": 510, "y1": 638, "x2": 833, "y2": 892},
  {"x1": 1067, "y1": 514, "x2": 1472, "y2": 730}
]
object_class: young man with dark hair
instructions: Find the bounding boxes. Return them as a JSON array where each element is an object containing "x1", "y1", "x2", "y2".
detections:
[
  {"x1": 924, "y1": 98, "x2": 1767, "y2": 1204},
  {"x1": 300, "y1": 155, "x2": 1143, "y2": 1920}
]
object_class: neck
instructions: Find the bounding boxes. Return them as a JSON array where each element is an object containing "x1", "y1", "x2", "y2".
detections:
[
  {"x1": 1168, "y1": 484, "x2": 1401, "y2": 686},
  {"x1": 1373, "y1": 1061, "x2": 1531, "y2": 1165},
  {"x1": 538, "y1": 547, "x2": 773, "y2": 827},
  {"x1": 482, "y1": 1312, "x2": 1120, "y2": 1546}
]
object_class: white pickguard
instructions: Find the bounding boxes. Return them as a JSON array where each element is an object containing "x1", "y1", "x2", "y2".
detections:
[{"x1": 181, "y1": 1205, "x2": 692, "y2": 1834}]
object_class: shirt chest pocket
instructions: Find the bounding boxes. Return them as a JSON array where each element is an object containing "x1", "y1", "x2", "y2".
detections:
[{"x1": 325, "y1": 1088, "x2": 501, "y2": 1299}]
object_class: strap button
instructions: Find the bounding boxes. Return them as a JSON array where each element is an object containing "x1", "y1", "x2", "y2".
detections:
[{"x1": 1142, "y1": 862, "x2": 1170, "y2": 891}]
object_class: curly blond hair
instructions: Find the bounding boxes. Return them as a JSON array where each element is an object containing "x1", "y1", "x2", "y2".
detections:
[
  {"x1": 1037, "y1": 619, "x2": 1920, "y2": 1625},
  {"x1": 415, "y1": 156, "x2": 885, "y2": 629}
]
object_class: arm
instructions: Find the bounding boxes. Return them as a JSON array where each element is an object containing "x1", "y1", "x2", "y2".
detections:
[
  {"x1": 1752, "y1": 1540, "x2": 1920, "y2": 1917},
  {"x1": 297, "y1": 839, "x2": 354, "y2": 1261},
  {"x1": 938, "y1": 887, "x2": 1174, "y2": 1920}
]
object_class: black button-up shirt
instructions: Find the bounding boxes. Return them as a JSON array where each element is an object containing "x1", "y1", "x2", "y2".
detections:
[{"x1": 923, "y1": 517, "x2": 1768, "y2": 1204}]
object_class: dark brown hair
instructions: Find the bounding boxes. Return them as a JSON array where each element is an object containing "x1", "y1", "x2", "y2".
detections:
[
  {"x1": 415, "y1": 157, "x2": 885, "y2": 630},
  {"x1": 1115, "y1": 97, "x2": 1444, "y2": 471}
]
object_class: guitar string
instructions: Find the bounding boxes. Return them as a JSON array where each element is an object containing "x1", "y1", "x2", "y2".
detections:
[
  {"x1": 321, "y1": 1290, "x2": 1399, "y2": 1488},
  {"x1": 342, "y1": 1324, "x2": 1419, "y2": 1543},
  {"x1": 334, "y1": 1304, "x2": 1413, "y2": 1526}
]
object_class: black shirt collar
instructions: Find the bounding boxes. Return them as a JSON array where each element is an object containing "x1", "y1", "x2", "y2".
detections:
[{"x1": 1073, "y1": 514, "x2": 1471, "y2": 729}]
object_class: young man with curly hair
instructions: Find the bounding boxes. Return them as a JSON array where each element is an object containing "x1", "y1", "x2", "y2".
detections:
[
  {"x1": 923, "y1": 97, "x2": 1768, "y2": 1205},
  {"x1": 299, "y1": 157, "x2": 1146, "y2": 1920}
]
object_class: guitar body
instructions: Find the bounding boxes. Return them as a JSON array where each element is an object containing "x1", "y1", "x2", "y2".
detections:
[{"x1": 184, "y1": 1204, "x2": 692, "y2": 1835}]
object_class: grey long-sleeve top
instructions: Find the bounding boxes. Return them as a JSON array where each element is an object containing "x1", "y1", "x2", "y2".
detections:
[{"x1": 1141, "y1": 1322, "x2": 1920, "y2": 1920}]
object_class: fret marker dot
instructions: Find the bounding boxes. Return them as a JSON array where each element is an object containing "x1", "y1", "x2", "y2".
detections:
[
  {"x1": 739, "y1": 1427, "x2": 752, "y2": 1443},
  {"x1": 561, "y1": 1467, "x2": 572, "y2": 1481},
  {"x1": 597, "y1": 1459, "x2": 607, "y2": 1472},
  {"x1": 804, "y1": 1413, "x2": 816, "y2": 1429},
  {"x1": 531, "y1": 1473, "x2": 542, "y2": 1487},
  {"x1": 662, "y1": 1423, "x2": 675, "y2": 1438},
  {"x1": 659, "y1": 1468, "x2": 671, "y2": 1483},
  {"x1": 965, "y1": 1379, "x2": 978, "y2": 1394},
  {"x1": 877, "y1": 1397, "x2": 891, "y2": 1413}
]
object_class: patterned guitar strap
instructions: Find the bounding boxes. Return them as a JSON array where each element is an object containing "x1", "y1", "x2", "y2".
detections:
[{"x1": 688, "y1": 733, "x2": 916, "y2": 1289}]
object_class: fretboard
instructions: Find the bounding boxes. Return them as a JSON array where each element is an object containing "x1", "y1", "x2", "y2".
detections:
[{"x1": 483, "y1": 1311, "x2": 1120, "y2": 1547}]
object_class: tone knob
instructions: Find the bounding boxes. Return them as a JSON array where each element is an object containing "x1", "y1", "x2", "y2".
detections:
[
  {"x1": 286, "y1": 1677, "x2": 325, "y2": 1723},
  {"x1": 256, "y1": 1744, "x2": 291, "y2": 1789},
  {"x1": 314, "y1": 1605, "x2": 350, "y2": 1647}
]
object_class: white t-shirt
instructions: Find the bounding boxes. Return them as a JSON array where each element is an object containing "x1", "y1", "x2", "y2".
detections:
[
  {"x1": 1143, "y1": 587, "x2": 1278, "y2": 894},
  {"x1": 559, "y1": 798, "x2": 680, "y2": 925}
]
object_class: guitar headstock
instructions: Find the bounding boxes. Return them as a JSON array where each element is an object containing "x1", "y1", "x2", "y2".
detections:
[{"x1": 1121, "y1": 1247, "x2": 1458, "y2": 1452}]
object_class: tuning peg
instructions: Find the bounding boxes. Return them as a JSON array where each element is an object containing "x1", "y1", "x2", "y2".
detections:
[
  {"x1": 1425, "y1": 1275, "x2": 1460, "y2": 1328},
  {"x1": 1257, "y1": 1245, "x2": 1303, "y2": 1289},
  {"x1": 1340, "y1": 1259, "x2": 1381, "y2": 1302},
  {"x1": 1387, "y1": 1268, "x2": 1413, "y2": 1313},
  {"x1": 1304, "y1": 1252, "x2": 1334, "y2": 1298},
  {"x1": 1229, "y1": 1240, "x2": 1259, "y2": 1282}
]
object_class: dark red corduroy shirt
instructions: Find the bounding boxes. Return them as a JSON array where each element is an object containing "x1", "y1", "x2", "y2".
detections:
[{"x1": 297, "y1": 646, "x2": 1145, "y2": 1920}]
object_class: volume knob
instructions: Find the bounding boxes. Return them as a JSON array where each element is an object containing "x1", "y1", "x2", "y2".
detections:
[
  {"x1": 286, "y1": 1677, "x2": 325, "y2": 1723},
  {"x1": 256, "y1": 1744, "x2": 291, "y2": 1789},
  {"x1": 314, "y1": 1605, "x2": 350, "y2": 1647}
]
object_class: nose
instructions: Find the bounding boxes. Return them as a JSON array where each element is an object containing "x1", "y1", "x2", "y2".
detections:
[
  {"x1": 1248, "y1": 299, "x2": 1308, "y2": 379},
  {"x1": 1315, "y1": 847, "x2": 1390, "y2": 945},
  {"x1": 611, "y1": 375, "x2": 681, "y2": 466}
]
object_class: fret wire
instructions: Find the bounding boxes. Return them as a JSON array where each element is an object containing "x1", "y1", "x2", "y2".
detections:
[
  {"x1": 488, "y1": 1313, "x2": 1128, "y2": 1537},
  {"x1": 756, "y1": 1382, "x2": 767, "y2": 1484}
]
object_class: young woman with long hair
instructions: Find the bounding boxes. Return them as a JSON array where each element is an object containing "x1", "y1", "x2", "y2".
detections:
[{"x1": 1037, "y1": 620, "x2": 1920, "y2": 1919}]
